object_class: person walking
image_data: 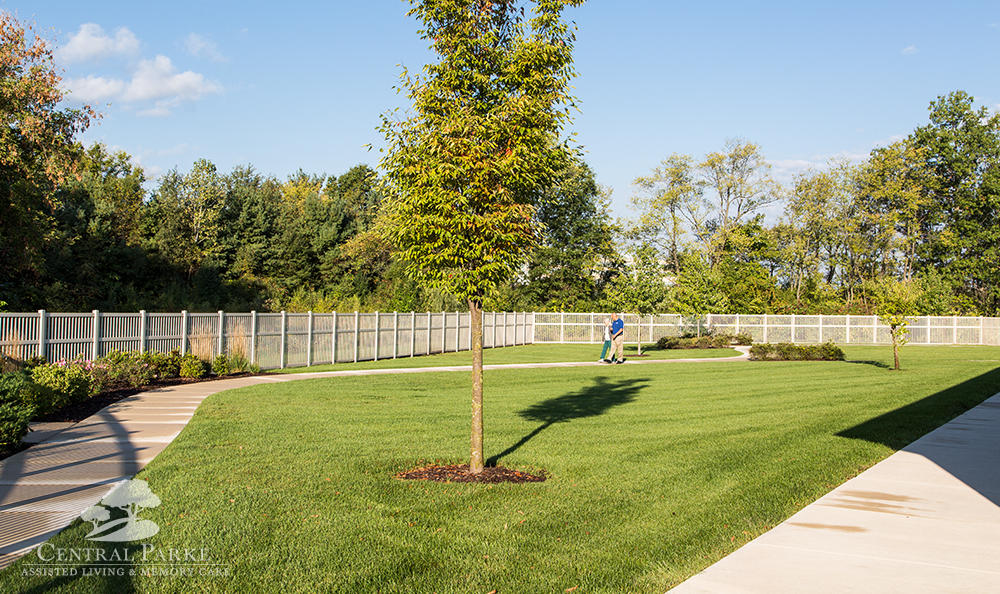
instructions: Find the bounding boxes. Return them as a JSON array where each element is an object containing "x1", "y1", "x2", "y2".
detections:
[
  {"x1": 609, "y1": 313, "x2": 626, "y2": 364},
  {"x1": 599, "y1": 318, "x2": 612, "y2": 362}
]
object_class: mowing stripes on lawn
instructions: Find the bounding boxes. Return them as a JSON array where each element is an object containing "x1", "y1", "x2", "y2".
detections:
[{"x1": 1, "y1": 346, "x2": 998, "y2": 593}]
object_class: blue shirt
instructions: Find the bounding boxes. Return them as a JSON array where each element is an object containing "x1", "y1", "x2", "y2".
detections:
[{"x1": 611, "y1": 318, "x2": 624, "y2": 338}]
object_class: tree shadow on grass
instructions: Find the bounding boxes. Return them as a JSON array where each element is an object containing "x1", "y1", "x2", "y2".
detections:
[
  {"x1": 845, "y1": 360, "x2": 892, "y2": 370},
  {"x1": 487, "y1": 376, "x2": 649, "y2": 466},
  {"x1": 837, "y1": 366, "x2": 1000, "y2": 506}
]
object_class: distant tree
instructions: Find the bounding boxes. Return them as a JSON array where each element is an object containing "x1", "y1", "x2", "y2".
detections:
[
  {"x1": 0, "y1": 13, "x2": 95, "y2": 308},
  {"x1": 379, "y1": 0, "x2": 583, "y2": 474},
  {"x1": 631, "y1": 153, "x2": 706, "y2": 274},
  {"x1": 912, "y1": 91, "x2": 1000, "y2": 314},
  {"x1": 872, "y1": 278, "x2": 921, "y2": 370},
  {"x1": 699, "y1": 139, "x2": 780, "y2": 259},
  {"x1": 514, "y1": 159, "x2": 617, "y2": 310}
]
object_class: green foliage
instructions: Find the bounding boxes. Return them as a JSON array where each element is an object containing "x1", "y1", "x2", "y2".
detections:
[
  {"x1": 179, "y1": 354, "x2": 208, "y2": 379},
  {"x1": 749, "y1": 342, "x2": 845, "y2": 361},
  {"x1": 378, "y1": 0, "x2": 584, "y2": 306},
  {"x1": 211, "y1": 354, "x2": 230, "y2": 376},
  {"x1": 656, "y1": 333, "x2": 751, "y2": 350},
  {"x1": 89, "y1": 351, "x2": 156, "y2": 393},
  {"x1": 29, "y1": 362, "x2": 93, "y2": 410},
  {"x1": 0, "y1": 401, "x2": 33, "y2": 454}
]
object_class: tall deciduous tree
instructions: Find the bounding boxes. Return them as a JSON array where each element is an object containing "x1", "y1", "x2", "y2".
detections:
[
  {"x1": 379, "y1": 0, "x2": 583, "y2": 474},
  {"x1": 0, "y1": 13, "x2": 94, "y2": 306},
  {"x1": 631, "y1": 154, "x2": 705, "y2": 274}
]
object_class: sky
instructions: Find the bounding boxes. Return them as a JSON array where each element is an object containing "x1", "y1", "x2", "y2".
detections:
[{"x1": 5, "y1": 1, "x2": 1000, "y2": 217}]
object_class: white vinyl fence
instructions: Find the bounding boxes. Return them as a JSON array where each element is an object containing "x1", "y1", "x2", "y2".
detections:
[
  {"x1": 531, "y1": 313, "x2": 1000, "y2": 346},
  {"x1": 0, "y1": 310, "x2": 532, "y2": 370}
]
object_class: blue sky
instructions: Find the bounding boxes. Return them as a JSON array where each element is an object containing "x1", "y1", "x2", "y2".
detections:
[{"x1": 5, "y1": 1, "x2": 1000, "y2": 215}]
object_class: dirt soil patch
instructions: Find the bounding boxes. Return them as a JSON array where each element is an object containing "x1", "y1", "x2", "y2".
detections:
[{"x1": 396, "y1": 464, "x2": 547, "y2": 483}]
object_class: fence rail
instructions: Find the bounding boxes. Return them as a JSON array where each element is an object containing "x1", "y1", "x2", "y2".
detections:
[
  {"x1": 0, "y1": 310, "x2": 532, "y2": 370},
  {"x1": 530, "y1": 313, "x2": 1000, "y2": 346}
]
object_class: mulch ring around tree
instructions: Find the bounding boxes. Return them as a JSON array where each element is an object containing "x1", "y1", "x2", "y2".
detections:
[{"x1": 396, "y1": 464, "x2": 547, "y2": 484}]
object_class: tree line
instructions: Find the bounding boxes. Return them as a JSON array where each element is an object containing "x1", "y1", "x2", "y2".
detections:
[{"x1": 2, "y1": 13, "x2": 997, "y2": 315}]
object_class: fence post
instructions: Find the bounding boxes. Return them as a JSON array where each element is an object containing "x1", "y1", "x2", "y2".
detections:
[
  {"x1": 980, "y1": 316, "x2": 984, "y2": 345},
  {"x1": 791, "y1": 314, "x2": 797, "y2": 344},
  {"x1": 440, "y1": 311, "x2": 446, "y2": 353},
  {"x1": 530, "y1": 312, "x2": 536, "y2": 344},
  {"x1": 560, "y1": 311, "x2": 565, "y2": 343},
  {"x1": 845, "y1": 315, "x2": 850, "y2": 344},
  {"x1": 374, "y1": 311, "x2": 380, "y2": 361},
  {"x1": 138, "y1": 310, "x2": 148, "y2": 354},
  {"x1": 331, "y1": 312, "x2": 338, "y2": 364},
  {"x1": 36, "y1": 309, "x2": 47, "y2": 361},
  {"x1": 468, "y1": 311, "x2": 473, "y2": 350},
  {"x1": 493, "y1": 311, "x2": 498, "y2": 348},
  {"x1": 953, "y1": 315, "x2": 958, "y2": 344},
  {"x1": 818, "y1": 315, "x2": 824, "y2": 343},
  {"x1": 648, "y1": 314, "x2": 653, "y2": 345},
  {"x1": 426, "y1": 311, "x2": 432, "y2": 354},
  {"x1": 91, "y1": 310, "x2": 101, "y2": 360},
  {"x1": 454, "y1": 311, "x2": 460, "y2": 352},
  {"x1": 279, "y1": 311, "x2": 287, "y2": 369},
  {"x1": 181, "y1": 310, "x2": 189, "y2": 356},
  {"x1": 217, "y1": 310, "x2": 224, "y2": 357},
  {"x1": 250, "y1": 311, "x2": 258, "y2": 366},
  {"x1": 735, "y1": 313, "x2": 741, "y2": 335},
  {"x1": 393, "y1": 311, "x2": 399, "y2": 358},
  {"x1": 763, "y1": 313, "x2": 768, "y2": 343},
  {"x1": 306, "y1": 311, "x2": 314, "y2": 367},
  {"x1": 354, "y1": 311, "x2": 360, "y2": 363},
  {"x1": 411, "y1": 311, "x2": 416, "y2": 357}
]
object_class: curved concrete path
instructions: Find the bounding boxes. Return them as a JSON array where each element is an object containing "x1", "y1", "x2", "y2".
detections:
[{"x1": 0, "y1": 349, "x2": 749, "y2": 570}]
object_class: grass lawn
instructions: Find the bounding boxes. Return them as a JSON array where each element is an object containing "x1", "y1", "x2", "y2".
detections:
[
  {"x1": 3, "y1": 346, "x2": 999, "y2": 592},
  {"x1": 273, "y1": 343, "x2": 739, "y2": 373}
]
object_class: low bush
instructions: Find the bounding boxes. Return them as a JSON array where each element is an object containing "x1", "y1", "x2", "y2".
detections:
[
  {"x1": 749, "y1": 342, "x2": 845, "y2": 361},
  {"x1": 211, "y1": 354, "x2": 230, "y2": 377},
  {"x1": 29, "y1": 361, "x2": 93, "y2": 411},
  {"x1": 90, "y1": 351, "x2": 156, "y2": 393},
  {"x1": 179, "y1": 354, "x2": 208, "y2": 378},
  {"x1": 0, "y1": 401, "x2": 34, "y2": 454},
  {"x1": 656, "y1": 333, "x2": 753, "y2": 350},
  {"x1": 0, "y1": 370, "x2": 52, "y2": 414}
]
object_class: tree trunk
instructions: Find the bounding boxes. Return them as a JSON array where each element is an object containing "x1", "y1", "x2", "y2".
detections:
[
  {"x1": 469, "y1": 299, "x2": 484, "y2": 474},
  {"x1": 893, "y1": 335, "x2": 900, "y2": 371}
]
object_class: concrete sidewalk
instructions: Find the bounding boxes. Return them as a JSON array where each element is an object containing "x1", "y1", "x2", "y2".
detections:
[
  {"x1": 672, "y1": 391, "x2": 1000, "y2": 593},
  {"x1": 0, "y1": 376, "x2": 284, "y2": 569},
  {"x1": 0, "y1": 350, "x2": 750, "y2": 570}
]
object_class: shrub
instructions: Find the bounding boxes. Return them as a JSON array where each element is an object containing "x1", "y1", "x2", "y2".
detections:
[
  {"x1": 211, "y1": 354, "x2": 230, "y2": 377},
  {"x1": 30, "y1": 361, "x2": 93, "y2": 409},
  {"x1": 656, "y1": 333, "x2": 752, "y2": 350},
  {"x1": 0, "y1": 370, "x2": 52, "y2": 414},
  {"x1": 0, "y1": 401, "x2": 34, "y2": 454},
  {"x1": 179, "y1": 354, "x2": 208, "y2": 378},
  {"x1": 90, "y1": 351, "x2": 155, "y2": 392},
  {"x1": 749, "y1": 342, "x2": 845, "y2": 361}
]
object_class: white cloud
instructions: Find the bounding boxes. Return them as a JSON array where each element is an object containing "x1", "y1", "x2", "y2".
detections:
[
  {"x1": 122, "y1": 55, "x2": 222, "y2": 103},
  {"x1": 57, "y1": 23, "x2": 139, "y2": 63},
  {"x1": 63, "y1": 75, "x2": 125, "y2": 102},
  {"x1": 184, "y1": 33, "x2": 227, "y2": 62},
  {"x1": 901, "y1": 45, "x2": 918, "y2": 55},
  {"x1": 63, "y1": 55, "x2": 221, "y2": 116}
]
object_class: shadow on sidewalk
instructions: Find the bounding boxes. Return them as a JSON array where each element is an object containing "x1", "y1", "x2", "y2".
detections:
[{"x1": 837, "y1": 367, "x2": 1000, "y2": 506}]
